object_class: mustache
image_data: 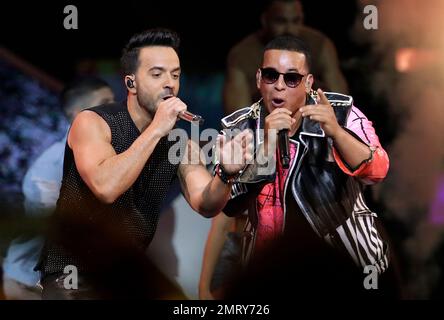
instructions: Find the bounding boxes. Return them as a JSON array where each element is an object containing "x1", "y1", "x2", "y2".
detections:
[{"x1": 159, "y1": 90, "x2": 175, "y2": 100}]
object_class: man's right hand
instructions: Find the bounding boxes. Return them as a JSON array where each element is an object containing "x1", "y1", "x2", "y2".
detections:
[
  {"x1": 150, "y1": 97, "x2": 187, "y2": 137},
  {"x1": 264, "y1": 108, "x2": 296, "y2": 149}
]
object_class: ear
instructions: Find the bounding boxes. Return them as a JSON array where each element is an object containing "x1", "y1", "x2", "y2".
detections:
[
  {"x1": 124, "y1": 74, "x2": 136, "y2": 93},
  {"x1": 305, "y1": 74, "x2": 314, "y2": 93},
  {"x1": 256, "y1": 68, "x2": 261, "y2": 90}
]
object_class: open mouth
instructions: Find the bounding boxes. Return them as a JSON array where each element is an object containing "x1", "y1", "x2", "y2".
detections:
[
  {"x1": 162, "y1": 95, "x2": 174, "y2": 100},
  {"x1": 271, "y1": 98, "x2": 285, "y2": 107}
]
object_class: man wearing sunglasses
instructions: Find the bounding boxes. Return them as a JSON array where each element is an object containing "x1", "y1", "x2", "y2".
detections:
[{"x1": 218, "y1": 35, "x2": 391, "y2": 291}]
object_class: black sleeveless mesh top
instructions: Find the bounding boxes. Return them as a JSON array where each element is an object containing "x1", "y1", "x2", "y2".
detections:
[{"x1": 37, "y1": 102, "x2": 181, "y2": 276}]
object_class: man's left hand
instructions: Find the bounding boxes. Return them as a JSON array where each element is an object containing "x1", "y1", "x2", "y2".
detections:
[
  {"x1": 299, "y1": 88, "x2": 342, "y2": 139},
  {"x1": 217, "y1": 129, "x2": 254, "y2": 175}
]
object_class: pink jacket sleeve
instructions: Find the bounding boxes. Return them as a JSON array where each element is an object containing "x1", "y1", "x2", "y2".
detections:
[{"x1": 332, "y1": 106, "x2": 390, "y2": 185}]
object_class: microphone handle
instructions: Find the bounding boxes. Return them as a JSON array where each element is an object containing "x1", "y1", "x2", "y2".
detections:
[
  {"x1": 278, "y1": 129, "x2": 290, "y2": 169},
  {"x1": 178, "y1": 111, "x2": 204, "y2": 125}
]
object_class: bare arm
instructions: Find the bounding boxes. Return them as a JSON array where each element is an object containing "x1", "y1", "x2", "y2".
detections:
[
  {"x1": 178, "y1": 130, "x2": 253, "y2": 217},
  {"x1": 68, "y1": 111, "x2": 163, "y2": 204},
  {"x1": 177, "y1": 141, "x2": 232, "y2": 218},
  {"x1": 199, "y1": 213, "x2": 235, "y2": 300},
  {"x1": 69, "y1": 97, "x2": 187, "y2": 204}
]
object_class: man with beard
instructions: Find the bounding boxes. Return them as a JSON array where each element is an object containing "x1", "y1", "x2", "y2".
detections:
[{"x1": 35, "y1": 28, "x2": 252, "y2": 299}]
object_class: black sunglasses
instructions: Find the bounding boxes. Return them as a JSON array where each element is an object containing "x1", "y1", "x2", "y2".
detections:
[{"x1": 260, "y1": 67, "x2": 306, "y2": 88}]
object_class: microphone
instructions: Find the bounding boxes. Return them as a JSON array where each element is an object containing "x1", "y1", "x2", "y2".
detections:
[
  {"x1": 178, "y1": 110, "x2": 204, "y2": 125},
  {"x1": 162, "y1": 95, "x2": 204, "y2": 125},
  {"x1": 278, "y1": 129, "x2": 290, "y2": 169}
]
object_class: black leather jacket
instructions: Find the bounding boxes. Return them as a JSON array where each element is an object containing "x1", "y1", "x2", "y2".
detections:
[{"x1": 221, "y1": 92, "x2": 389, "y2": 273}]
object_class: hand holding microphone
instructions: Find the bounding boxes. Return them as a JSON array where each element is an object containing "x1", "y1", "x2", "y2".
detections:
[
  {"x1": 162, "y1": 95, "x2": 204, "y2": 125},
  {"x1": 264, "y1": 108, "x2": 296, "y2": 170},
  {"x1": 152, "y1": 96, "x2": 205, "y2": 137}
]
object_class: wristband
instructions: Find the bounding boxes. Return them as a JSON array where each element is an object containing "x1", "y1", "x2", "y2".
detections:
[{"x1": 214, "y1": 163, "x2": 240, "y2": 184}]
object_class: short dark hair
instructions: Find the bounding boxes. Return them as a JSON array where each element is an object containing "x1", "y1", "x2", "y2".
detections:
[
  {"x1": 264, "y1": 35, "x2": 312, "y2": 72},
  {"x1": 120, "y1": 28, "x2": 180, "y2": 75},
  {"x1": 61, "y1": 76, "x2": 110, "y2": 112}
]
